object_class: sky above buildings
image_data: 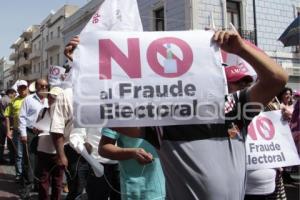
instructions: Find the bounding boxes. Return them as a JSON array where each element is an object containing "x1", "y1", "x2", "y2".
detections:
[{"x1": 0, "y1": 0, "x2": 87, "y2": 61}]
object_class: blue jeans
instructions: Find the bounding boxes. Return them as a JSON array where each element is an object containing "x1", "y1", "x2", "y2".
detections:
[{"x1": 12, "y1": 130, "x2": 23, "y2": 177}]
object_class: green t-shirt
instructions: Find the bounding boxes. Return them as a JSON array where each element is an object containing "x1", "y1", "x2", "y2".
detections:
[{"x1": 102, "y1": 128, "x2": 165, "y2": 200}]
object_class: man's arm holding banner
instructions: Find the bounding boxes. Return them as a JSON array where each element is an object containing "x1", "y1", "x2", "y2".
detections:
[{"x1": 213, "y1": 31, "x2": 288, "y2": 106}]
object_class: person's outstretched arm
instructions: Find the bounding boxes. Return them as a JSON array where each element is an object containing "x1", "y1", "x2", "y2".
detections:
[
  {"x1": 213, "y1": 30, "x2": 288, "y2": 106},
  {"x1": 99, "y1": 128, "x2": 153, "y2": 165}
]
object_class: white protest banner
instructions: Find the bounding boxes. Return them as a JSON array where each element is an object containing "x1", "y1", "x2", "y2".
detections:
[
  {"x1": 70, "y1": 0, "x2": 143, "y2": 88},
  {"x1": 246, "y1": 110, "x2": 300, "y2": 170},
  {"x1": 48, "y1": 65, "x2": 66, "y2": 86},
  {"x1": 80, "y1": 0, "x2": 143, "y2": 33},
  {"x1": 73, "y1": 30, "x2": 226, "y2": 127}
]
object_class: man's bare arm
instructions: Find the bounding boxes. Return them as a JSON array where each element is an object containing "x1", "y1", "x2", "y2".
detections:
[
  {"x1": 214, "y1": 30, "x2": 288, "y2": 106},
  {"x1": 51, "y1": 133, "x2": 68, "y2": 167},
  {"x1": 99, "y1": 136, "x2": 153, "y2": 164}
]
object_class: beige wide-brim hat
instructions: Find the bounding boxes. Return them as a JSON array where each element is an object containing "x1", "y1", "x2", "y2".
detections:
[
  {"x1": 40, "y1": 87, "x2": 63, "y2": 96},
  {"x1": 49, "y1": 87, "x2": 63, "y2": 96}
]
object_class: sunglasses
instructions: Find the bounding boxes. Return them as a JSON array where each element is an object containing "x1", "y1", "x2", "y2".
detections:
[{"x1": 39, "y1": 84, "x2": 49, "y2": 89}]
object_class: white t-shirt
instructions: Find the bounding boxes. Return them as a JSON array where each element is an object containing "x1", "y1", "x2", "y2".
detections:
[
  {"x1": 246, "y1": 169, "x2": 276, "y2": 195},
  {"x1": 37, "y1": 109, "x2": 56, "y2": 154}
]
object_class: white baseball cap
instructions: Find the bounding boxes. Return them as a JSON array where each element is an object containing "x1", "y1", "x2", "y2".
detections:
[{"x1": 17, "y1": 80, "x2": 28, "y2": 87}]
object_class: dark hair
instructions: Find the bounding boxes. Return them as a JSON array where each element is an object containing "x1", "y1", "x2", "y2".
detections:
[
  {"x1": 6, "y1": 89, "x2": 16, "y2": 95},
  {"x1": 277, "y1": 87, "x2": 293, "y2": 103}
]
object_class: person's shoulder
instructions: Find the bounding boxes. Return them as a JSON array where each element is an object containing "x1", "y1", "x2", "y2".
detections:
[
  {"x1": 64, "y1": 88, "x2": 72, "y2": 95},
  {"x1": 27, "y1": 93, "x2": 35, "y2": 98},
  {"x1": 0, "y1": 97, "x2": 5, "y2": 104},
  {"x1": 13, "y1": 96, "x2": 24, "y2": 102},
  {"x1": 225, "y1": 88, "x2": 250, "y2": 115},
  {"x1": 23, "y1": 94, "x2": 35, "y2": 101},
  {"x1": 227, "y1": 88, "x2": 249, "y2": 103},
  {"x1": 55, "y1": 88, "x2": 70, "y2": 100},
  {"x1": 57, "y1": 88, "x2": 72, "y2": 100},
  {"x1": 102, "y1": 128, "x2": 120, "y2": 140},
  {"x1": 86, "y1": 128, "x2": 101, "y2": 135}
]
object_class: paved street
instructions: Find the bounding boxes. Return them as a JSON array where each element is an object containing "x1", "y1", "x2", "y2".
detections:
[
  {"x1": 0, "y1": 149, "x2": 299, "y2": 200},
  {"x1": 0, "y1": 149, "x2": 68, "y2": 200},
  {"x1": 0, "y1": 163, "x2": 23, "y2": 199}
]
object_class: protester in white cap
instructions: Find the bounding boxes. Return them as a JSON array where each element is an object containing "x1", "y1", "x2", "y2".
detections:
[{"x1": 3, "y1": 80, "x2": 28, "y2": 184}]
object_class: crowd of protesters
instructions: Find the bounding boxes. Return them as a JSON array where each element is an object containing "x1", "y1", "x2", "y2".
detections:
[{"x1": 0, "y1": 29, "x2": 299, "y2": 200}]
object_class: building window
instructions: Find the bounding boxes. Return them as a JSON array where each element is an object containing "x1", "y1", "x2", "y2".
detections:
[
  {"x1": 46, "y1": 35, "x2": 49, "y2": 42},
  {"x1": 57, "y1": 26, "x2": 61, "y2": 38},
  {"x1": 24, "y1": 52, "x2": 28, "y2": 60},
  {"x1": 50, "y1": 57, "x2": 53, "y2": 65},
  {"x1": 38, "y1": 63, "x2": 40, "y2": 72},
  {"x1": 38, "y1": 41, "x2": 41, "y2": 50},
  {"x1": 227, "y1": 1, "x2": 241, "y2": 30},
  {"x1": 154, "y1": 7, "x2": 164, "y2": 31},
  {"x1": 50, "y1": 32, "x2": 53, "y2": 40},
  {"x1": 56, "y1": 54, "x2": 60, "y2": 65}
]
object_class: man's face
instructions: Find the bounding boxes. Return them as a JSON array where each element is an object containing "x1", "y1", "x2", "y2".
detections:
[
  {"x1": 8, "y1": 92, "x2": 16, "y2": 99},
  {"x1": 228, "y1": 78, "x2": 252, "y2": 93},
  {"x1": 36, "y1": 80, "x2": 49, "y2": 97},
  {"x1": 17, "y1": 86, "x2": 28, "y2": 98},
  {"x1": 282, "y1": 90, "x2": 292, "y2": 105}
]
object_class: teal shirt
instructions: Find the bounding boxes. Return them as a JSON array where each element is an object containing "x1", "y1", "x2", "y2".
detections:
[{"x1": 102, "y1": 128, "x2": 165, "y2": 200}]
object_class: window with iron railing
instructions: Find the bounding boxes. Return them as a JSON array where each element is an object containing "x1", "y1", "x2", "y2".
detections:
[
  {"x1": 239, "y1": 29, "x2": 256, "y2": 45},
  {"x1": 227, "y1": 1, "x2": 241, "y2": 30}
]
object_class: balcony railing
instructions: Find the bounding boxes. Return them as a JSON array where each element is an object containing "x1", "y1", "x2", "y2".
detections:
[
  {"x1": 239, "y1": 29, "x2": 256, "y2": 45},
  {"x1": 19, "y1": 57, "x2": 31, "y2": 67},
  {"x1": 9, "y1": 52, "x2": 17, "y2": 61},
  {"x1": 282, "y1": 63, "x2": 300, "y2": 77},
  {"x1": 21, "y1": 30, "x2": 33, "y2": 39},
  {"x1": 45, "y1": 37, "x2": 63, "y2": 51},
  {"x1": 19, "y1": 42, "x2": 32, "y2": 52},
  {"x1": 29, "y1": 50, "x2": 42, "y2": 60}
]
